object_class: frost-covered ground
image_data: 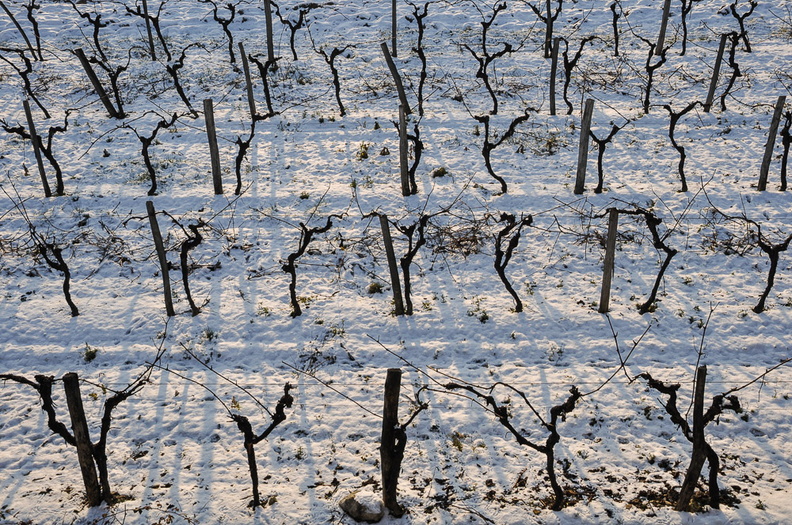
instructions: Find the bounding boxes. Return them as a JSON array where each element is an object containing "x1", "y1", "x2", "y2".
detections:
[{"x1": 1, "y1": 0, "x2": 791, "y2": 523}]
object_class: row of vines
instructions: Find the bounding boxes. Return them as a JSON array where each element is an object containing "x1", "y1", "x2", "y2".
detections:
[{"x1": 1, "y1": 331, "x2": 790, "y2": 519}]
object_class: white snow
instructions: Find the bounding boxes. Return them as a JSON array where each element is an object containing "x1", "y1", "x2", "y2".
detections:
[{"x1": 0, "y1": 0, "x2": 791, "y2": 524}]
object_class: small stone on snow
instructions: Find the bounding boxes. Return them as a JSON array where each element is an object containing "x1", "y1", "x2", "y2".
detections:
[{"x1": 339, "y1": 488, "x2": 385, "y2": 523}]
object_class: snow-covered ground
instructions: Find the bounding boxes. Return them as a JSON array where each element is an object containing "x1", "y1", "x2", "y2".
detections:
[{"x1": 1, "y1": 0, "x2": 791, "y2": 523}]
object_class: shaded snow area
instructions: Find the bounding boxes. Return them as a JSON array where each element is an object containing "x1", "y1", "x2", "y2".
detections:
[{"x1": 1, "y1": 0, "x2": 792, "y2": 523}]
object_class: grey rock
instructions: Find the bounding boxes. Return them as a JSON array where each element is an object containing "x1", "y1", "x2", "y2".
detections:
[{"x1": 339, "y1": 489, "x2": 385, "y2": 523}]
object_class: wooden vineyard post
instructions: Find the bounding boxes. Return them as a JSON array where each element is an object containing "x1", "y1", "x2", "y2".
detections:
[
  {"x1": 146, "y1": 201, "x2": 175, "y2": 316},
  {"x1": 380, "y1": 42, "x2": 410, "y2": 114},
  {"x1": 544, "y1": 0, "x2": 554, "y2": 58},
  {"x1": 655, "y1": 0, "x2": 672, "y2": 55},
  {"x1": 62, "y1": 372, "x2": 102, "y2": 507},
  {"x1": 598, "y1": 208, "x2": 619, "y2": 313},
  {"x1": 549, "y1": 37, "x2": 560, "y2": 116},
  {"x1": 239, "y1": 42, "x2": 256, "y2": 121},
  {"x1": 203, "y1": 98, "x2": 223, "y2": 194},
  {"x1": 381, "y1": 368, "x2": 405, "y2": 516},
  {"x1": 704, "y1": 34, "x2": 728, "y2": 113},
  {"x1": 573, "y1": 98, "x2": 595, "y2": 194},
  {"x1": 263, "y1": 0, "x2": 275, "y2": 63},
  {"x1": 398, "y1": 105, "x2": 410, "y2": 196},
  {"x1": 758, "y1": 95, "x2": 787, "y2": 191},
  {"x1": 22, "y1": 99, "x2": 51, "y2": 197},
  {"x1": 142, "y1": 0, "x2": 156, "y2": 61},
  {"x1": 379, "y1": 214, "x2": 405, "y2": 316},
  {"x1": 676, "y1": 365, "x2": 708, "y2": 511},
  {"x1": 391, "y1": 0, "x2": 397, "y2": 58},
  {"x1": 74, "y1": 48, "x2": 120, "y2": 119}
]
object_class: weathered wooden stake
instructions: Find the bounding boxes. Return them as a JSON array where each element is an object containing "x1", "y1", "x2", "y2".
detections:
[
  {"x1": 263, "y1": 0, "x2": 275, "y2": 63},
  {"x1": 758, "y1": 95, "x2": 787, "y2": 191},
  {"x1": 598, "y1": 208, "x2": 619, "y2": 313},
  {"x1": 704, "y1": 34, "x2": 728, "y2": 113},
  {"x1": 22, "y1": 98, "x2": 51, "y2": 197},
  {"x1": 549, "y1": 37, "x2": 560, "y2": 115},
  {"x1": 544, "y1": 0, "x2": 554, "y2": 58},
  {"x1": 655, "y1": 0, "x2": 673, "y2": 55},
  {"x1": 141, "y1": 0, "x2": 156, "y2": 61},
  {"x1": 381, "y1": 368, "x2": 404, "y2": 516},
  {"x1": 203, "y1": 98, "x2": 223, "y2": 194},
  {"x1": 239, "y1": 42, "x2": 257, "y2": 121},
  {"x1": 676, "y1": 365, "x2": 708, "y2": 511},
  {"x1": 146, "y1": 201, "x2": 175, "y2": 316},
  {"x1": 380, "y1": 42, "x2": 410, "y2": 114},
  {"x1": 74, "y1": 48, "x2": 120, "y2": 118},
  {"x1": 391, "y1": 0, "x2": 397, "y2": 58},
  {"x1": 573, "y1": 98, "x2": 595, "y2": 194},
  {"x1": 62, "y1": 372, "x2": 102, "y2": 507},
  {"x1": 379, "y1": 214, "x2": 405, "y2": 316},
  {"x1": 398, "y1": 105, "x2": 410, "y2": 196}
]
